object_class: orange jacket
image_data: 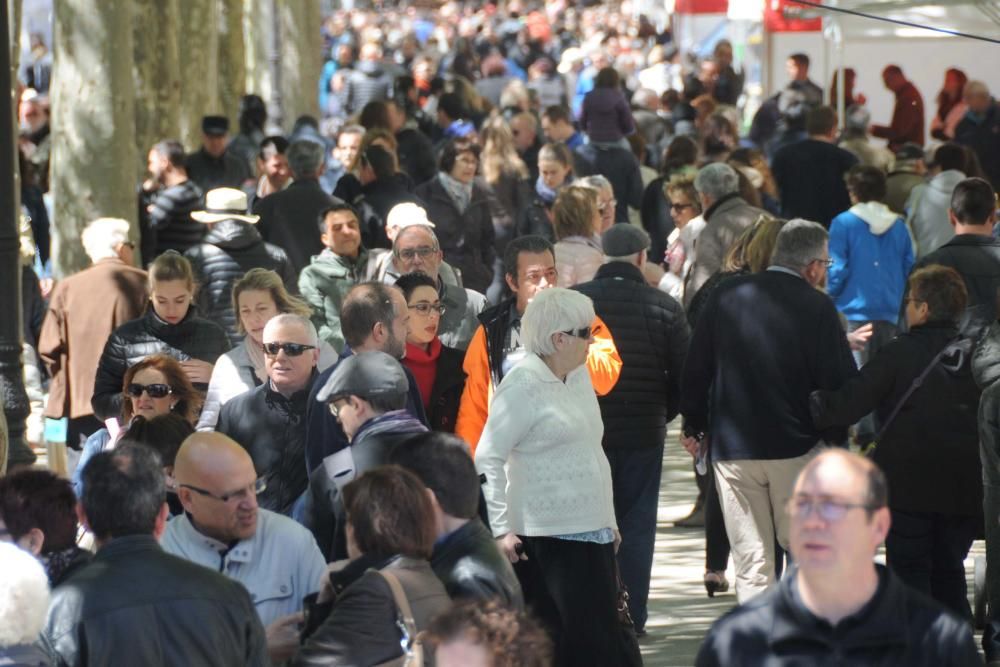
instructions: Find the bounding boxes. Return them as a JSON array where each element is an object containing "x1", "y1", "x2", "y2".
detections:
[{"x1": 455, "y1": 314, "x2": 622, "y2": 454}]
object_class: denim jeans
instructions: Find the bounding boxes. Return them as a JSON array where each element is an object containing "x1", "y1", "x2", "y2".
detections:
[{"x1": 604, "y1": 444, "x2": 664, "y2": 630}]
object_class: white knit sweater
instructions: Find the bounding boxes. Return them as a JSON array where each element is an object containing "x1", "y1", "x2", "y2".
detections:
[{"x1": 475, "y1": 353, "x2": 617, "y2": 538}]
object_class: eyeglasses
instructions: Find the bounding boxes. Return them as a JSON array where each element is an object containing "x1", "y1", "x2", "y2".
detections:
[
  {"x1": 397, "y1": 246, "x2": 437, "y2": 260},
  {"x1": 328, "y1": 397, "x2": 350, "y2": 418},
  {"x1": 262, "y1": 342, "x2": 317, "y2": 357},
  {"x1": 812, "y1": 258, "x2": 834, "y2": 268},
  {"x1": 597, "y1": 199, "x2": 618, "y2": 213},
  {"x1": 670, "y1": 202, "x2": 694, "y2": 212},
  {"x1": 787, "y1": 497, "x2": 877, "y2": 522},
  {"x1": 409, "y1": 303, "x2": 446, "y2": 316},
  {"x1": 561, "y1": 326, "x2": 592, "y2": 339},
  {"x1": 180, "y1": 478, "x2": 267, "y2": 503},
  {"x1": 126, "y1": 383, "x2": 172, "y2": 399}
]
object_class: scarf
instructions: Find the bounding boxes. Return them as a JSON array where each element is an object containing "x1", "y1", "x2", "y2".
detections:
[
  {"x1": 41, "y1": 545, "x2": 91, "y2": 586},
  {"x1": 439, "y1": 172, "x2": 473, "y2": 213},
  {"x1": 245, "y1": 338, "x2": 268, "y2": 384},
  {"x1": 535, "y1": 174, "x2": 571, "y2": 206},
  {"x1": 403, "y1": 338, "x2": 442, "y2": 409}
]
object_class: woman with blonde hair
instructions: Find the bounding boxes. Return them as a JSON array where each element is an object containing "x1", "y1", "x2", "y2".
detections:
[
  {"x1": 197, "y1": 268, "x2": 338, "y2": 430},
  {"x1": 91, "y1": 251, "x2": 229, "y2": 421},
  {"x1": 553, "y1": 185, "x2": 603, "y2": 287}
]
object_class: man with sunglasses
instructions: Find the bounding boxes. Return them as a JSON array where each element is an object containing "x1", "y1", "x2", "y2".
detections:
[
  {"x1": 162, "y1": 432, "x2": 326, "y2": 664},
  {"x1": 217, "y1": 314, "x2": 320, "y2": 516},
  {"x1": 696, "y1": 449, "x2": 978, "y2": 666}
]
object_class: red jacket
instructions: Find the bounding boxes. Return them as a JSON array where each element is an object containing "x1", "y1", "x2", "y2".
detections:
[{"x1": 872, "y1": 81, "x2": 925, "y2": 151}]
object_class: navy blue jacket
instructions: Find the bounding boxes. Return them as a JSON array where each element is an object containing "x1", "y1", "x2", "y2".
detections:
[{"x1": 680, "y1": 269, "x2": 856, "y2": 460}]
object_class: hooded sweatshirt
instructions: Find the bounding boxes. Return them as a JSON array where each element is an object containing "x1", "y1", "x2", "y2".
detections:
[
  {"x1": 828, "y1": 201, "x2": 915, "y2": 322},
  {"x1": 905, "y1": 169, "x2": 966, "y2": 259}
]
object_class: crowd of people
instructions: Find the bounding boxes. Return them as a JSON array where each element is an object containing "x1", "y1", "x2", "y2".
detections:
[{"x1": 4, "y1": 1, "x2": 1000, "y2": 665}]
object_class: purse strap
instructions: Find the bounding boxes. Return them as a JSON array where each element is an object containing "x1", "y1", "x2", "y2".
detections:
[
  {"x1": 375, "y1": 568, "x2": 421, "y2": 663},
  {"x1": 867, "y1": 336, "x2": 959, "y2": 452}
]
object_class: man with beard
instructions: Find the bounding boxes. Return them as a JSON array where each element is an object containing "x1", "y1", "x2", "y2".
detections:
[{"x1": 141, "y1": 139, "x2": 205, "y2": 262}]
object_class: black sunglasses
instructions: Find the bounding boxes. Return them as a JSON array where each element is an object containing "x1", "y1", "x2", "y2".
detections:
[
  {"x1": 126, "y1": 383, "x2": 172, "y2": 399},
  {"x1": 561, "y1": 326, "x2": 592, "y2": 340},
  {"x1": 262, "y1": 342, "x2": 317, "y2": 357}
]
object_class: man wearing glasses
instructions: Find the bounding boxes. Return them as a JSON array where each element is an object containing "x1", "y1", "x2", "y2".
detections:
[
  {"x1": 303, "y1": 351, "x2": 428, "y2": 560},
  {"x1": 162, "y1": 432, "x2": 327, "y2": 663},
  {"x1": 681, "y1": 220, "x2": 856, "y2": 603},
  {"x1": 696, "y1": 449, "x2": 979, "y2": 666},
  {"x1": 376, "y1": 219, "x2": 486, "y2": 350},
  {"x1": 217, "y1": 314, "x2": 320, "y2": 516}
]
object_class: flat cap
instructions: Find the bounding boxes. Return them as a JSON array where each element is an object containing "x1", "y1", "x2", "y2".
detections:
[
  {"x1": 316, "y1": 351, "x2": 408, "y2": 403},
  {"x1": 894, "y1": 142, "x2": 925, "y2": 161},
  {"x1": 202, "y1": 115, "x2": 229, "y2": 136},
  {"x1": 602, "y1": 224, "x2": 651, "y2": 257}
]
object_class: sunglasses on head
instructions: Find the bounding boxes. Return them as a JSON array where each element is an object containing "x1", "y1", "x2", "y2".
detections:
[
  {"x1": 262, "y1": 342, "x2": 317, "y2": 357},
  {"x1": 126, "y1": 383, "x2": 172, "y2": 399}
]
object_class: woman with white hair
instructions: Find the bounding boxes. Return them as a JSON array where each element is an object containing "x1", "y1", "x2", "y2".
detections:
[
  {"x1": 475, "y1": 288, "x2": 636, "y2": 666},
  {"x1": 0, "y1": 542, "x2": 50, "y2": 665}
]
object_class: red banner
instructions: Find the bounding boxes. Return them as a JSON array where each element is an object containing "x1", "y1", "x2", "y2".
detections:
[
  {"x1": 764, "y1": 0, "x2": 824, "y2": 31},
  {"x1": 674, "y1": 0, "x2": 729, "y2": 14}
]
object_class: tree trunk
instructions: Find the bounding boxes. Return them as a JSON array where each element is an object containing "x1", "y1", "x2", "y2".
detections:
[
  {"x1": 133, "y1": 0, "x2": 181, "y2": 178},
  {"x1": 50, "y1": 0, "x2": 137, "y2": 276},
  {"x1": 217, "y1": 0, "x2": 245, "y2": 134},
  {"x1": 9, "y1": 0, "x2": 21, "y2": 77},
  {"x1": 279, "y1": 0, "x2": 321, "y2": 126},
  {"x1": 176, "y1": 0, "x2": 219, "y2": 150},
  {"x1": 242, "y1": 0, "x2": 279, "y2": 130}
]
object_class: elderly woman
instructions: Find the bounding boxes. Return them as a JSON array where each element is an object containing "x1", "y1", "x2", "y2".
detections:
[
  {"x1": 476, "y1": 288, "x2": 633, "y2": 666},
  {"x1": 197, "y1": 269, "x2": 337, "y2": 430},
  {"x1": 552, "y1": 185, "x2": 603, "y2": 288},
  {"x1": 811, "y1": 265, "x2": 981, "y2": 621},
  {"x1": 580, "y1": 174, "x2": 617, "y2": 233},
  {"x1": 294, "y1": 466, "x2": 451, "y2": 666},
  {"x1": 414, "y1": 138, "x2": 495, "y2": 293}
]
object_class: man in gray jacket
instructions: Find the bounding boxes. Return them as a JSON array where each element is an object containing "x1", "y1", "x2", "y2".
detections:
[{"x1": 684, "y1": 163, "x2": 766, "y2": 307}]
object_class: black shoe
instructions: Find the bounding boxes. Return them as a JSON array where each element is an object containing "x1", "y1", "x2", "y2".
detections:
[
  {"x1": 704, "y1": 571, "x2": 730, "y2": 597},
  {"x1": 634, "y1": 627, "x2": 647, "y2": 638},
  {"x1": 674, "y1": 505, "x2": 705, "y2": 528}
]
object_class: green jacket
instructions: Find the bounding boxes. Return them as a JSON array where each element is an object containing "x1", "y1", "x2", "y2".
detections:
[{"x1": 298, "y1": 248, "x2": 384, "y2": 353}]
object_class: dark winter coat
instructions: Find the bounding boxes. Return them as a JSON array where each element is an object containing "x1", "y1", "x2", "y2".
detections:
[
  {"x1": 254, "y1": 178, "x2": 339, "y2": 275},
  {"x1": 343, "y1": 61, "x2": 394, "y2": 115},
  {"x1": 811, "y1": 322, "x2": 981, "y2": 516},
  {"x1": 696, "y1": 564, "x2": 979, "y2": 667},
  {"x1": 771, "y1": 138, "x2": 858, "y2": 227},
  {"x1": 575, "y1": 262, "x2": 690, "y2": 449},
  {"x1": 680, "y1": 270, "x2": 856, "y2": 460},
  {"x1": 639, "y1": 174, "x2": 675, "y2": 264},
  {"x1": 216, "y1": 376, "x2": 315, "y2": 516},
  {"x1": 414, "y1": 177, "x2": 496, "y2": 293},
  {"x1": 91, "y1": 308, "x2": 230, "y2": 421},
  {"x1": 515, "y1": 195, "x2": 555, "y2": 242},
  {"x1": 954, "y1": 101, "x2": 1000, "y2": 191},
  {"x1": 396, "y1": 127, "x2": 438, "y2": 187},
  {"x1": 184, "y1": 219, "x2": 296, "y2": 344},
  {"x1": 303, "y1": 410, "x2": 428, "y2": 560},
  {"x1": 431, "y1": 519, "x2": 524, "y2": 610},
  {"x1": 573, "y1": 143, "x2": 643, "y2": 223}
]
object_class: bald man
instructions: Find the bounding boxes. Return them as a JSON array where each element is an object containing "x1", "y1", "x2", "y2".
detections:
[{"x1": 161, "y1": 432, "x2": 327, "y2": 632}]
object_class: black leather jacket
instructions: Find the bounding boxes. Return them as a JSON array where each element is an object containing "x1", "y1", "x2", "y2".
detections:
[
  {"x1": 431, "y1": 519, "x2": 524, "y2": 610},
  {"x1": 41, "y1": 535, "x2": 268, "y2": 667},
  {"x1": 185, "y1": 219, "x2": 296, "y2": 344},
  {"x1": 217, "y1": 376, "x2": 315, "y2": 515},
  {"x1": 91, "y1": 307, "x2": 231, "y2": 420}
]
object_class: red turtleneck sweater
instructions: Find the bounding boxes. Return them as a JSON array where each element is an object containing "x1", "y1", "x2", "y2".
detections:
[{"x1": 403, "y1": 338, "x2": 441, "y2": 410}]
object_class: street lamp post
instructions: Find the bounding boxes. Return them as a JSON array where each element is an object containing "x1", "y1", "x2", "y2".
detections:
[{"x1": 0, "y1": 0, "x2": 30, "y2": 467}]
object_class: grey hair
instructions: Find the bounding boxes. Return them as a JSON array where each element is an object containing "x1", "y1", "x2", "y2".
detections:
[
  {"x1": 394, "y1": 224, "x2": 440, "y2": 253},
  {"x1": 694, "y1": 163, "x2": 739, "y2": 200},
  {"x1": 769, "y1": 218, "x2": 829, "y2": 272},
  {"x1": 580, "y1": 174, "x2": 612, "y2": 194},
  {"x1": 81, "y1": 217, "x2": 131, "y2": 263},
  {"x1": 264, "y1": 313, "x2": 319, "y2": 347},
  {"x1": 521, "y1": 287, "x2": 595, "y2": 357},
  {"x1": 287, "y1": 139, "x2": 326, "y2": 179}
]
